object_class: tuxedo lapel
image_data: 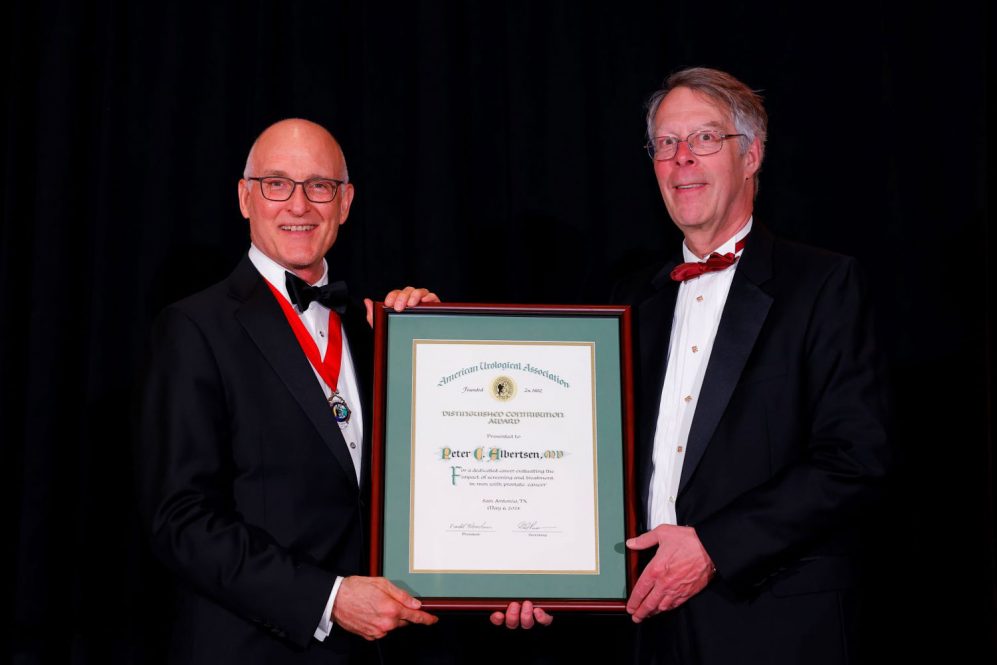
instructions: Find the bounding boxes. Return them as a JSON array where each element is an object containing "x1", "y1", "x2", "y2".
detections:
[
  {"x1": 635, "y1": 259, "x2": 681, "y2": 521},
  {"x1": 341, "y1": 304, "x2": 372, "y2": 421},
  {"x1": 340, "y1": 303, "x2": 373, "y2": 492},
  {"x1": 679, "y1": 229, "x2": 774, "y2": 493},
  {"x1": 229, "y1": 258, "x2": 360, "y2": 489}
]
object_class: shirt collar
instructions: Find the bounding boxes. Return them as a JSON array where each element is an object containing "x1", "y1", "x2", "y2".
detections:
[
  {"x1": 682, "y1": 216, "x2": 753, "y2": 263},
  {"x1": 247, "y1": 244, "x2": 329, "y2": 303}
]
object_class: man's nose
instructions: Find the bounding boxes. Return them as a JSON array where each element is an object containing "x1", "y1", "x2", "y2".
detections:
[
  {"x1": 673, "y1": 140, "x2": 697, "y2": 164},
  {"x1": 288, "y1": 183, "x2": 311, "y2": 213}
]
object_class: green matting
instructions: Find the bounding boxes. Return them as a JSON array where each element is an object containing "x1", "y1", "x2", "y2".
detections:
[{"x1": 381, "y1": 313, "x2": 626, "y2": 600}]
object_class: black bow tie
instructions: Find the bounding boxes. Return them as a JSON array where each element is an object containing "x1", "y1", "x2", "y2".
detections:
[{"x1": 284, "y1": 272, "x2": 349, "y2": 313}]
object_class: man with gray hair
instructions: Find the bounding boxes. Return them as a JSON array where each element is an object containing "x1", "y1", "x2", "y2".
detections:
[{"x1": 615, "y1": 68, "x2": 889, "y2": 663}]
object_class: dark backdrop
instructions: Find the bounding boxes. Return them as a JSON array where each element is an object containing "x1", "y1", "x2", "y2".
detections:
[{"x1": 3, "y1": 1, "x2": 993, "y2": 663}]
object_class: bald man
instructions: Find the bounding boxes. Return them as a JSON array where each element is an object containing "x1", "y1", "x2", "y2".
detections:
[{"x1": 140, "y1": 119, "x2": 440, "y2": 664}]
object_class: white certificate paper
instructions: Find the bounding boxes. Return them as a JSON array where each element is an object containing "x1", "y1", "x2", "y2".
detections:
[{"x1": 410, "y1": 341, "x2": 598, "y2": 573}]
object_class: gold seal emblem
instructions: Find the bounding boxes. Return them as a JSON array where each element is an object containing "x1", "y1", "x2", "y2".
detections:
[{"x1": 490, "y1": 375, "x2": 516, "y2": 401}]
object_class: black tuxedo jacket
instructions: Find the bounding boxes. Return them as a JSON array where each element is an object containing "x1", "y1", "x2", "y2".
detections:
[
  {"x1": 139, "y1": 256, "x2": 374, "y2": 664},
  {"x1": 613, "y1": 226, "x2": 890, "y2": 664}
]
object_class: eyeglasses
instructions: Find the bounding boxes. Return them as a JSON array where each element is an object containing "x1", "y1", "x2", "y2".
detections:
[
  {"x1": 644, "y1": 130, "x2": 745, "y2": 161},
  {"x1": 245, "y1": 176, "x2": 346, "y2": 203}
]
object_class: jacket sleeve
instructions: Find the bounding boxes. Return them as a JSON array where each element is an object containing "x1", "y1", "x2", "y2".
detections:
[
  {"x1": 694, "y1": 257, "x2": 892, "y2": 589},
  {"x1": 137, "y1": 305, "x2": 337, "y2": 648}
]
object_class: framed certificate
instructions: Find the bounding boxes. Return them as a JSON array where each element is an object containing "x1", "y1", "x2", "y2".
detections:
[{"x1": 370, "y1": 304, "x2": 637, "y2": 611}]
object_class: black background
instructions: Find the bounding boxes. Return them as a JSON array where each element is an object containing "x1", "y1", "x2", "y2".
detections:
[{"x1": 2, "y1": 1, "x2": 993, "y2": 662}]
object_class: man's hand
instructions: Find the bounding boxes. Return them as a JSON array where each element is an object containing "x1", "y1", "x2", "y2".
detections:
[
  {"x1": 488, "y1": 600, "x2": 553, "y2": 629},
  {"x1": 332, "y1": 576, "x2": 438, "y2": 640},
  {"x1": 365, "y1": 286, "x2": 440, "y2": 327},
  {"x1": 625, "y1": 525, "x2": 714, "y2": 623}
]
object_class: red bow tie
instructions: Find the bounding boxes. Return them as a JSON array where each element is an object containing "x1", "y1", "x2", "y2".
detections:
[{"x1": 670, "y1": 235, "x2": 749, "y2": 282}]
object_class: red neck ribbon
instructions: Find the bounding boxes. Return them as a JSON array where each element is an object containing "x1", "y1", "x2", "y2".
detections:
[
  {"x1": 265, "y1": 280, "x2": 343, "y2": 392},
  {"x1": 670, "y1": 234, "x2": 749, "y2": 282}
]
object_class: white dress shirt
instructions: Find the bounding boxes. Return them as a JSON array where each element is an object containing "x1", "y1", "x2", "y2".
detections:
[
  {"x1": 248, "y1": 245, "x2": 364, "y2": 641},
  {"x1": 647, "y1": 218, "x2": 752, "y2": 528}
]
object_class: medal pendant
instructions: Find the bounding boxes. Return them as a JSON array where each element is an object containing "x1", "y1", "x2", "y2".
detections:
[{"x1": 329, "y1": 391, "x2": 351, "y2": 424}]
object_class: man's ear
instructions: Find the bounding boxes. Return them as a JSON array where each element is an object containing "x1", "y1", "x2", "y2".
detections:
[
  {"x1": 743, "y1": 137, "x2": 763, "y2": 179},
  {"x1": 238, "y1": 179, "x2": 251, "y2": 219},
  {"x1": 337, "y1": 182, "x2": 355, "y2": 225}
]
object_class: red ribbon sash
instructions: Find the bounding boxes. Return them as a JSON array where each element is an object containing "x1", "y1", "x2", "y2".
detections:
[{"x1": 265, "y1": 280, "x2": 343, "y2": 392}]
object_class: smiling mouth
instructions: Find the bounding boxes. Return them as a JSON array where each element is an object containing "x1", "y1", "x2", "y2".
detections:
[
  {"x1": 675, "y1": 183, "x2": 705, "y2": 190},
  {"x1": 280, "y1": 224, "x2": 316, "y2": 231}
]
